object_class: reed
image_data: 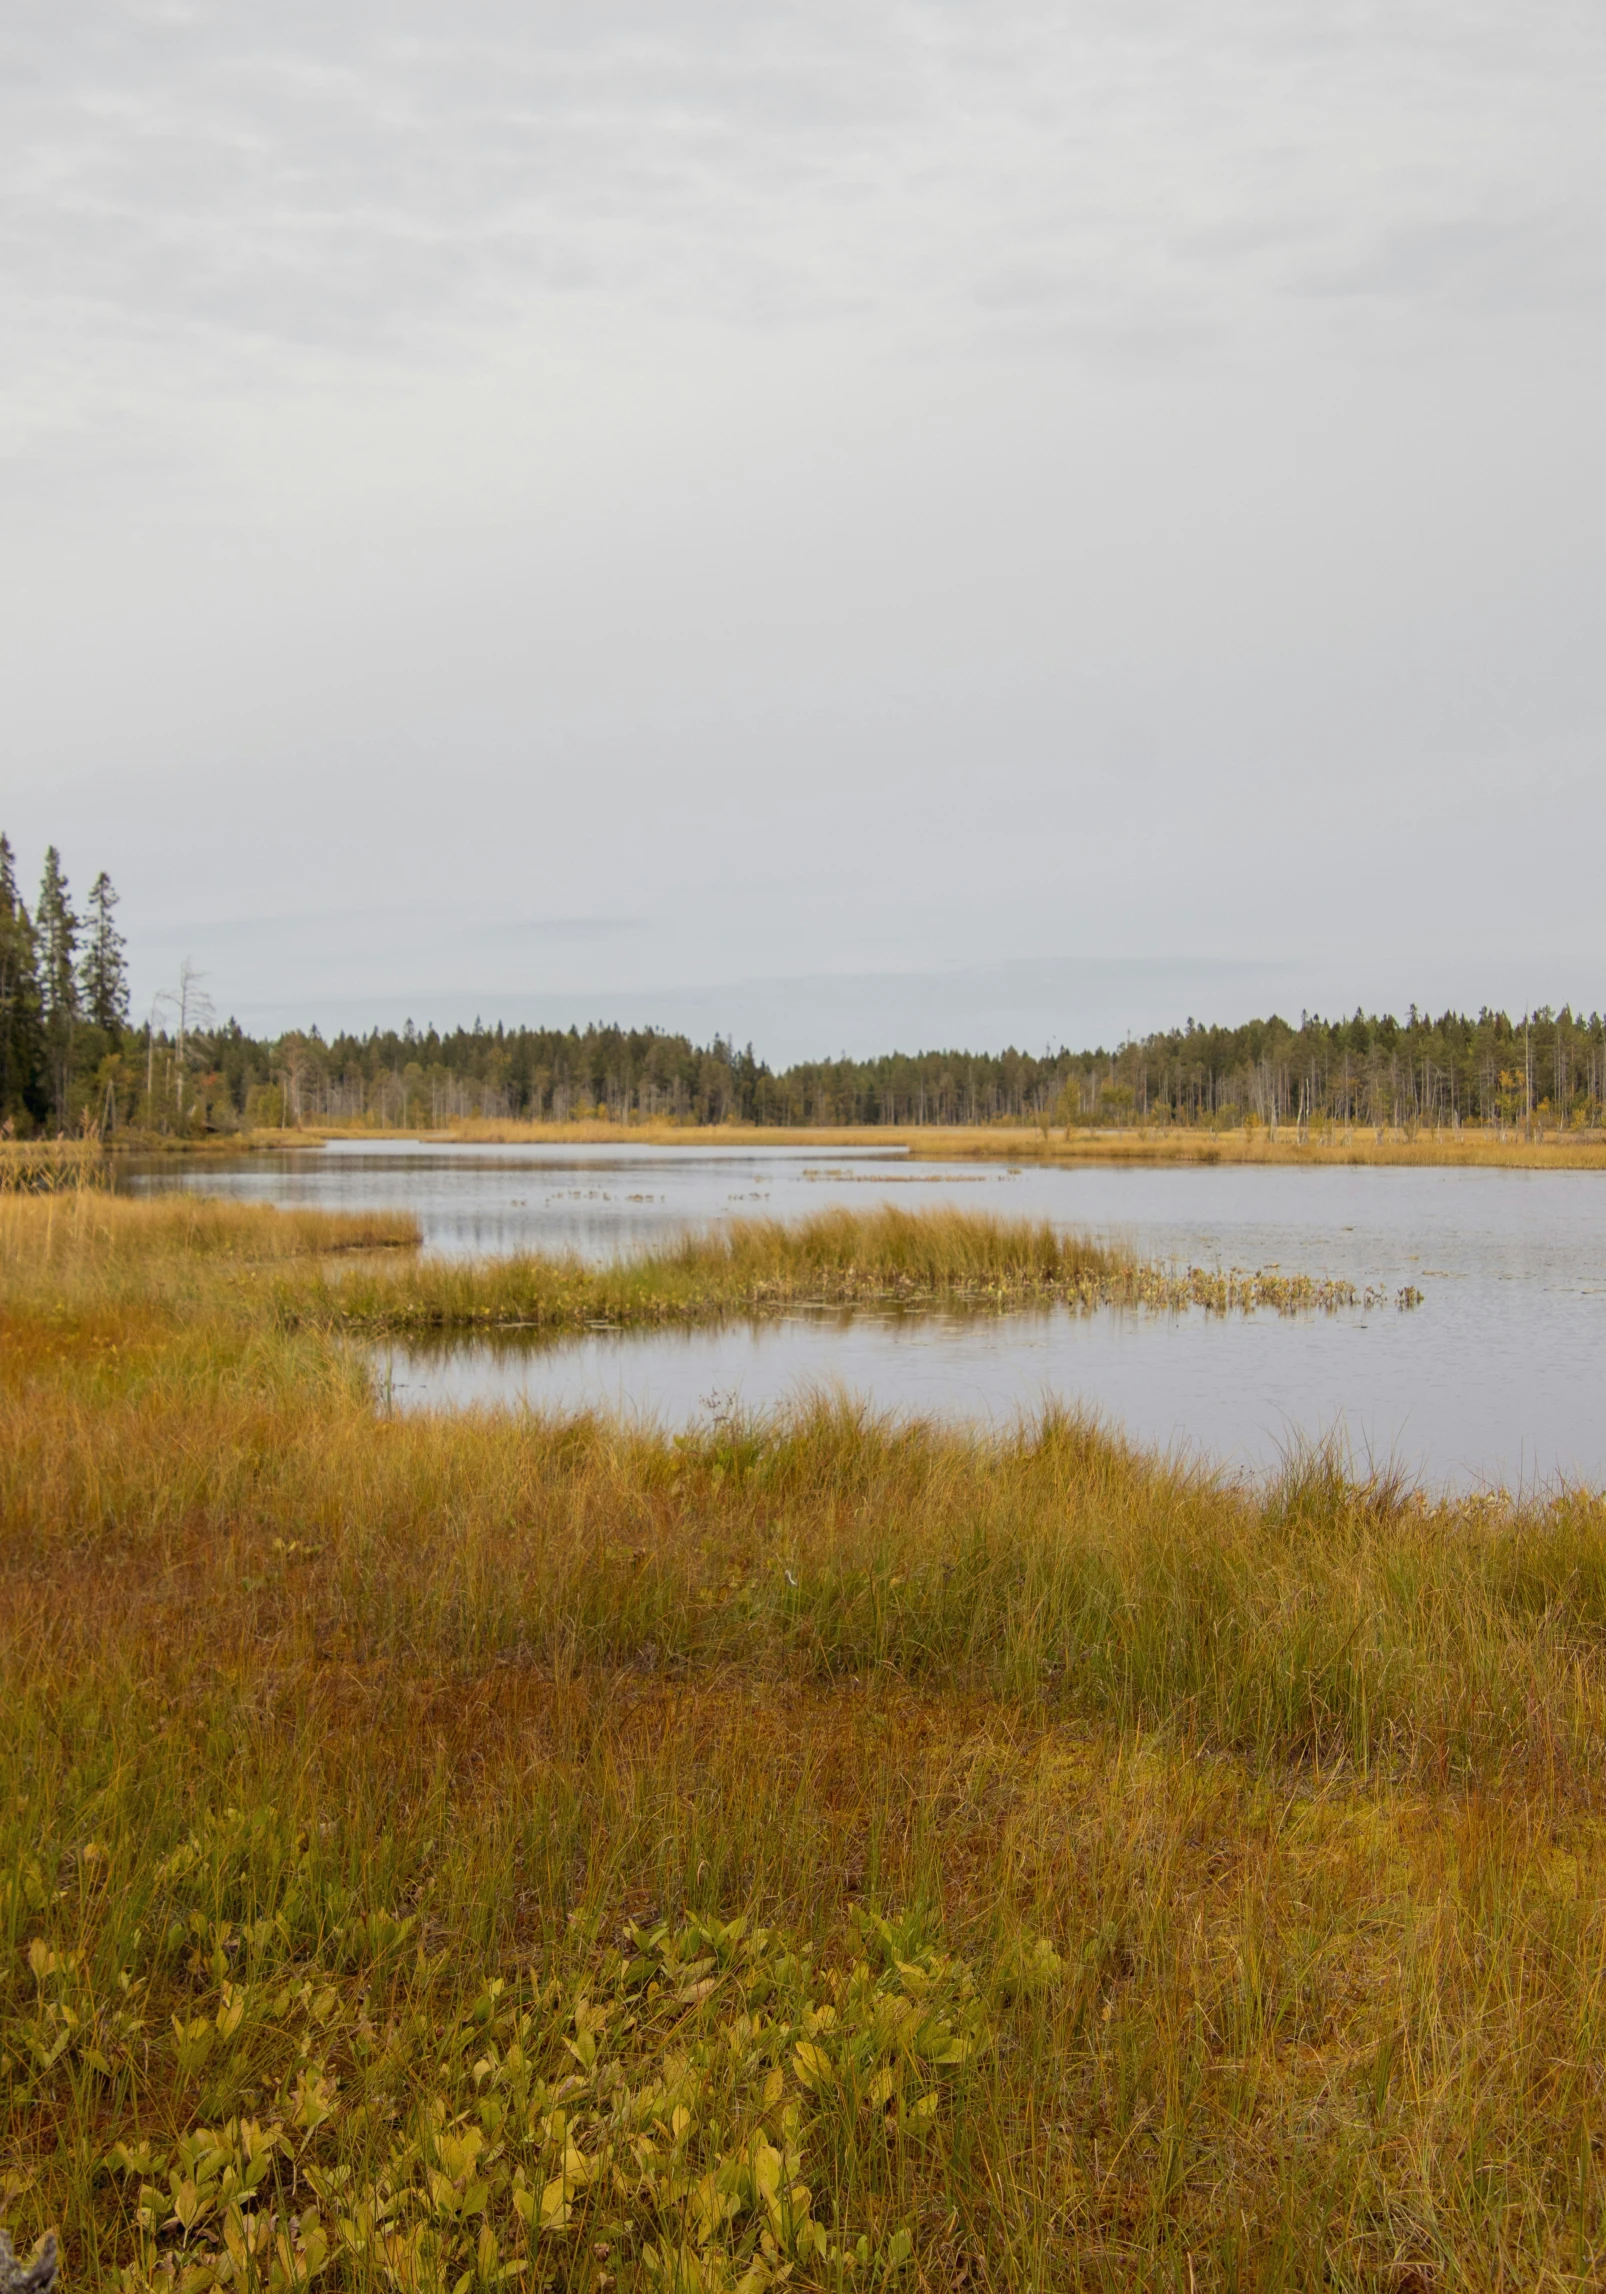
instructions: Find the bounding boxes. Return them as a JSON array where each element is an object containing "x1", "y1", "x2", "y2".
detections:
[
  {"x1": 2, "y1": 1200, "x2": 1602, "y2": 2288},
  {"x1": 0, "y1": 1138, "x2": 108, "y2": 1193},
  {"x1": 299, "y1": 1206, "x2": 1373, "y2": 1334}
]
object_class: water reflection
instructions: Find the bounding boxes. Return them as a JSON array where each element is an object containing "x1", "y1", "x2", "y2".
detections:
[
  {"x1": 370, "y1": 1282, "x2": 1591, "y2": 1495},
  {"x1": 123, "y1": 1141, "x2": 1606, "y2": 1491}
]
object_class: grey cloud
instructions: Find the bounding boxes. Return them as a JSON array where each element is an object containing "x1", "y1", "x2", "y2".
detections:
[
  {"x1": 1293, "y1": 211, "x2": 1606, "y2": 314},
  {"x1": 6, "y1": 4, "x2": 1606, "y2": 1042},
  {"x1": 8, "y1": 3, "x2": 1601, "y2": 364}
]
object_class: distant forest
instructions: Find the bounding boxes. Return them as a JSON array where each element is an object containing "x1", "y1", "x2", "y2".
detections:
[{"x1": 3, "y1": 832, "x2": 1603, "y2": 1137}]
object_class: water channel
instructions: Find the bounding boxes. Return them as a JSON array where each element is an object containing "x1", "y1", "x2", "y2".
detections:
[{"x1": 124, "y1": 1141, "x2": 1606, "y2": 1492}]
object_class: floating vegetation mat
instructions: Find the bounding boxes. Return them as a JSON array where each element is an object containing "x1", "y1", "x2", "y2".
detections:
[{"x1": 295, "y1": 1206, "x2": 1410, "y2": 1335}]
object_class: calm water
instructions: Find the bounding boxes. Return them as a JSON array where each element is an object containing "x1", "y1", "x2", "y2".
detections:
[{"x1": 125, "y1": 1142, "x2": 1606, "y2": 1491}]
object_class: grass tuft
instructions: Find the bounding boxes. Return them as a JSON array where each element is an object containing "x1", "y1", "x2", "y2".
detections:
[{"x1": 296, "y1": 1203, "x2": 1376, "y2": 1334}]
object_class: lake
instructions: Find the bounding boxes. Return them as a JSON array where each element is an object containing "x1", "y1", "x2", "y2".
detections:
[{"x1": 124, "y1": 1141, "x2": 1606, "y2": 1491}]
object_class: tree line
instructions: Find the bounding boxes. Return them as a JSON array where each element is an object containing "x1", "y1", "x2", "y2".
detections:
[
  {"x1": 0, "y1": 836, "x2": 129, "y2": 1132},
  {"x1": 5, "y1": 833, "x2": 1604, "y2": 1138}
]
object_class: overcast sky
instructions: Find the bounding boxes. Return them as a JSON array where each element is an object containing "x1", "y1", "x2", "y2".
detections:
[{"x1": 5, "y1": 3, "x2": 1604, "y2": 1058}]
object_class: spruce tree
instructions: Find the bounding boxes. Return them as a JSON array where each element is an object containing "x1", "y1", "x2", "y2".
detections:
[
  {"x1": 0, "y1": 836, "x2": 45, "y2": 1127},
  {"x1": 36, "y1": 847, "x2": 79, "y2": 1127},
  {"x1": 79, "y1": 870, "x2": 130, "y2": 1033}
]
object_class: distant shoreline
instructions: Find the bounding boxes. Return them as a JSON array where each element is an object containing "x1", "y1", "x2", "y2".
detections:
[{"x1": 53, "y1": 1118, "x2": 1606, "y2": 1171}]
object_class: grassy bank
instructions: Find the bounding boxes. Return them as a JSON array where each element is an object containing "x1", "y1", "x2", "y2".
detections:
[
  {"x1": 912, "y1": 1125, "x2": 1606, "y2": 1173},
  {"x1": 0, "y1": 1140, "x2": 110, "y2": 1192},
  {"x1": 1, "y1": 1198, "x2": 1601, "y2": 2288},
  {"x1": 302, "y1": 1116, "x2": 1606, "y2": 1169},
  {"x1": 1, "y1": 1194, "x2": 1377, "y2": 1337},
  {"x1": 68, "y1": 1118, "x2": 1606, "y2": 1172},
  {"x1": 307, "y1": 1206, "x2": 1380, "y2": 1331}
]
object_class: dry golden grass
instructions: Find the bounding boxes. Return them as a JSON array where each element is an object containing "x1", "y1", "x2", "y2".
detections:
[
  {"x1": 912, "y1": 1124, "x2": 1606, "y2": 1172},
  {"x1": 180, "y1": 1116, "x2": 1606, "y2": 1172},
  {"x1": 0, "y1": 1193, "x2": 1375, "y2": 1347},
  {"x1": 0, "y1": 1139, "x2": 108, "y2": 1192},
  {"x1": 302, "y1": 1207, "x2": 1375, "y2": 1334},
  {"x1": 3, "y1": 1199, "x2": 1605, "y2": 2288},
  {"x1": 0, "y1": 1190, "x2": 418, "y2": 1266}
]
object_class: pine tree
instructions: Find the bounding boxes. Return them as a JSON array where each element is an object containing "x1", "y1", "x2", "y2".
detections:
[
  {"x1": 79, "y1": 871, "x2": 130, "y2": 1033},
  {"x1": 0, "y1": 836, "x2": 45, "y2": 1127},
  {"x1": 36, "y1": 847, "x2": 79, "y2": 1127}
]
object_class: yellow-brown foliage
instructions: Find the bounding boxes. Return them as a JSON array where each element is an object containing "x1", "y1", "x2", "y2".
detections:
[
  {"x1": 437, "y1": 1116, "x2": 1606, "y2": 1171},
  {"x1": 2, "y1": 1201, "x2": 1604, "y2": 2288}
]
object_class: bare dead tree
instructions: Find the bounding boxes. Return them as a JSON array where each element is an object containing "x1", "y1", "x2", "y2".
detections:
[{"x1": 174, "y1": 959, "x2": 215, "y2": 1122}]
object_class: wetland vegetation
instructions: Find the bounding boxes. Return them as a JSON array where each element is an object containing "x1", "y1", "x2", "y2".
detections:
[{"x1": 1, "y1": 1187, "x2": 1602, "y2": 2288}]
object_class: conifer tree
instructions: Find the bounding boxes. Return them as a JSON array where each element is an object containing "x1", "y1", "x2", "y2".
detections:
[
  {"x1": 0, "y1": 836, "x2": 45, "y2": 1127},
  {"x1": 36, "y1": 846, "x2": 79, "y2": 1126},
  {"x1": 79, "y1": 870, "x2": 130, "y2": 1033}
]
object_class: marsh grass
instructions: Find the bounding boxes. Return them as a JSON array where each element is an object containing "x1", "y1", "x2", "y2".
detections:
[
  {"x1": 0, "y1": 1195, "x2": 420, "y2": 1346},
  {"x1": 295, "y1": 1206, "x2": 1371, "y2": 1334},
  {"x1": 439, "y1": 1117, "x2": 1606, "y2": 1172},
  {"x1": 0, "y1": 1196, "x2": 1372, "y2": 1345},
  {"x1": 2, "y1": 1200, "x2": 1603, "y2": 2288},
  {"x1": 912, "y1": 1126, "x2": 1606, "y2": 1173},
  {"x1": 0, "y1": 1140, "x2": 108, "y2": 1194},
  {"x1": 0, "y1": 1192, "x2": 419, "y2": 1270}
]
